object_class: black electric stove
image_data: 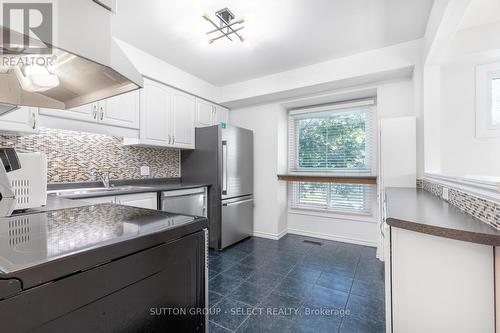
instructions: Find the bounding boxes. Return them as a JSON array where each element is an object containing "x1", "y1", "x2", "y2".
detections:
[{"x1": 0, "y1": 204, "x2": 208, "y2": 333}]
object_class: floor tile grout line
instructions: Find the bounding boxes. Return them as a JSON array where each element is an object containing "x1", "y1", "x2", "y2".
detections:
[{"x1": 337, "y1": 255, "x2": 361, "y2": 333}]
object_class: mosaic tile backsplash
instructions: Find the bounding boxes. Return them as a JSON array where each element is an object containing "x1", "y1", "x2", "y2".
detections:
[
  {"x1": 421, "y1": 179, "x2": 500, "y2": 229},
  {"x1": 0, "y1": 127, "x2": 180, "y2": 183}
]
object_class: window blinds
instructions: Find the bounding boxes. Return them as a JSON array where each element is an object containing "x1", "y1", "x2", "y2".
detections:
[
  {"x1": 287, "y1": 99, "x2": 376, "y2": 215},
  {"x1": 288, "y1": 100, "x2": 375, "y2": 174}
]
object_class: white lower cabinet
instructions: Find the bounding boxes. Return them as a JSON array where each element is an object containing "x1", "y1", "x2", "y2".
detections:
[
  {"x1": 116, "y1": 192, "x2": 158, "y2": 209},
  {"x1": 81, "y1": 196, "x2": 116, "y2": 204},
  {"x1": 390, "y1": 227, "x2": 495, "y2": 333},
  {"x1": 0, "y1": 106, "x2": 39, "y2": 134},
  {"x1": 81, "y1": 192, "x2": 158, "y2": 210}
]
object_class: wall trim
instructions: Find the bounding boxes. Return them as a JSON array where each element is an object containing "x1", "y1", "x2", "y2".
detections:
[
  {"x1": 253, "y1": 229, "x2": 287, "y2": 240},
  {"x1": 287, "y1": 228, "x2": 377, "y2": 247},
  {"x1": 424, "y1": 173, "x2": 500, "y2": 203}
]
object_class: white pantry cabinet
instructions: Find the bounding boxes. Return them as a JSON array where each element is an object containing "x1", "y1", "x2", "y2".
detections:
[
  {"x1": 0, "y1": 106, "x2": 39, "y2": 134},
  {"x1": 81, "y1": 192, "x2": 157, "y2": 210},
  {"x1": 195, "y1": 98, "x2": 229, "y2": 128},
  {"x1": 124, "y1": 78, "x2": 195, "y2": 149},
  {"x1": 40, "y1": 91, "x2": 140, "y2": 130}
]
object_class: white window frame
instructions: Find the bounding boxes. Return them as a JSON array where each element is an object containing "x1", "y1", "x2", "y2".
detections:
[
  {"x1": 286, "y1": 99, "x2": 378, "y2": 218},
  {"x1": 476, "y1": 62, "x2": 500, "y2": 138}
]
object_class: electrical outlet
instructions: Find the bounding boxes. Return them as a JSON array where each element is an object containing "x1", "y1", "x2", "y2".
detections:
[
  {"x1": 140, "y1": 165, "x2": 150, "y2": 176},
  {"x1": 442, "y1": 187, "x2": 449, "y2": 201}
]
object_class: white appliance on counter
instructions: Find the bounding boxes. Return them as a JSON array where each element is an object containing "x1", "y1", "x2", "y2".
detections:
[{"x1": 0, "y1": 149, "x2": 47, "y2": 216}]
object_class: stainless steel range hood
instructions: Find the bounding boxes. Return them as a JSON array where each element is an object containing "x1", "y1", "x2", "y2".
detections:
[{"x1": 0, "y1": 0, "x2": 143, "y2": 112}]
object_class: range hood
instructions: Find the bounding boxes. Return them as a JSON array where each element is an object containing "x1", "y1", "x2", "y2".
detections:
[{"x1": 0, "y1": 0, "x2": 143, "y2": 113}]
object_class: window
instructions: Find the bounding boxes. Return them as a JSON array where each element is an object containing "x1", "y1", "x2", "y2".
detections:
[
  {"x1": 476, "y1": 62, "x2": 500, "y2": 137},
  {"x1": 287, "y1": 100, "x2": 376, "y2": 215}
]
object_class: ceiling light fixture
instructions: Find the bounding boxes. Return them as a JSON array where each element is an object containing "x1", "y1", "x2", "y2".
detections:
[{"x1": 203, "y1": 8, "x2": 245, "y2": 44}]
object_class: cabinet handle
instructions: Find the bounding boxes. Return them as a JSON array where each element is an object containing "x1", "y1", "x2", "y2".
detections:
[
  {"x1": 32, "y1": 112, "x2": 36, "y2": 129},
  {"x1": 100, "y1": 106, "x2": 104, "y2": 121},
  {"x1": 172, "y1": 136, "x2": 175, "y2": 144},
  {"x1": 92, "y1": 104, "x2": 98, "y2": 119},
  {"x1": 168, "y1": 135, "x2": 171, "y2": 144}
]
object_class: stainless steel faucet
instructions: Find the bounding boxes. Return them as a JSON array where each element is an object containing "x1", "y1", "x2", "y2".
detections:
[{"x1": 92, "y1": 171, "x2": 112, "y2": 189}]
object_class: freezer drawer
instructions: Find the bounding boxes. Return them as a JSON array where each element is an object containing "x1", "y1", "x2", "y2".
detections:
[
  {"x1": 221, "y1": 196, "x2": 253, "y2": 249},
  {"x1": 161, "y1": 188, "x2": 207, "y2": 217}
]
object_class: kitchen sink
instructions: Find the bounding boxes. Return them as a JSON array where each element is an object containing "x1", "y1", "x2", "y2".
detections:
[{"x1": 48, "y1": 186, "x2": 154, "y2": 197}]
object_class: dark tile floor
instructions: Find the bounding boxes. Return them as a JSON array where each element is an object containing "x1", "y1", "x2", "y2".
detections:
[{"x1": 208, "y1": 234, "x2": 385, "y2": 333}]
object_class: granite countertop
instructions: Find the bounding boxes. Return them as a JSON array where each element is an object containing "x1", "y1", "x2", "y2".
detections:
[
  {"x1": 0, "y1": 203, "x2": 208, "y2": 289},
  {"x1": 47, "y1": 178, "x2": 209, "y2": 200},
  {"x1": 385, "y1": 188, "x2": 500, "y2": 246}
]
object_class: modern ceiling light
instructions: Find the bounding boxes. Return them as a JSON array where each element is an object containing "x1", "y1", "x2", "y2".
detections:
[{"x1": 203, "y1": 8, "x2": 245, "y2": 44}]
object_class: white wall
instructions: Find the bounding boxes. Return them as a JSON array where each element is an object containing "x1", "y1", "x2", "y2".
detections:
[
  {"x1": 230, "y1": 78, "x2": 417, "y2": 245},
  {"x1": 115, "y1": 39, "x2": 220, "y2": 102},
  {"x1": 440, "y1": 60, "x2": 500, "y2": 176},
  {"x1": 229, "y1": 103, "x2": 288, "y2": 239}
]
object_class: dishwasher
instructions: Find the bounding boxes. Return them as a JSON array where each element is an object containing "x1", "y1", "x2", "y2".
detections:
[{"x1": 161, "y1": 187, "x2": 207, "y2": 217}]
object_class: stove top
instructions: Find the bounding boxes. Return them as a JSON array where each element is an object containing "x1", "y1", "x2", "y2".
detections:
[{"x1": 0, "y1": 204, "x2": 197, "y2": 274}]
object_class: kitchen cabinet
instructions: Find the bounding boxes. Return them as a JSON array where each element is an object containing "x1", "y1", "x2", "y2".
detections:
[
  {"x1": 81, "y1": 192, "x2": 157, "y2": 210},
  {"x1": 0, "y1": 106, "x2": 39, "y2": 134},
  {"x1": 40, "y1": 91, "x2": 140, "y2": 130},
  {"x1": 390, "y1": 227, "x2": 494, "y2": 333},
  {"x1": 81, "y1": 196, "x2": 116, "y2": 205},
  {"x1": 116, "y1": 192, "x2": 158, "y2": 209},
  {"x1": 124, "y1": 78, "x2": 195, "y2": 149},
  {"x1": 171, "y1": 90, "x2": 195, "y2": 148},
  {"x1": 195, "y1": 98, "x2": 214, "y2": 127},
  {"x1": 195, "y1": 98, "x2": 229, "y2": 128},
  {"x1": 215, "y1": 105, "x2": 229, "y2": 125}
]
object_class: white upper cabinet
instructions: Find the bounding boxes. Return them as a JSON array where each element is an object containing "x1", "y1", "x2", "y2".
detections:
[
  {"x1": 40, "y1": 103, "x2": 97, "y2": 122},
  {"x1": 101, "y1": 91, "x2": 140, "y2": 129},
  {"x1": 215, "y1": 105, "x2": 229, "y2": 125},
  {"x1": 171, "y1": 90, "x2": 195, "y2": 148},
  {"x1": 40, "y1": 91, "x2": 140, "y2": 129},
  {"x1": 0, "y1": 106, "x2": 39, "y2": 134},
  {"x1": 125, "y1": 78, "x2": 195, "y2": 149},
  {"x1": 195, "y1": 98, "x2": 229, "y2": 127},
  {"x1": 139, "y1": 79, "x2": 171, "y2": 146},
  {"x1": 195, "y1": 98, "x2": 214, "y2": 127}
]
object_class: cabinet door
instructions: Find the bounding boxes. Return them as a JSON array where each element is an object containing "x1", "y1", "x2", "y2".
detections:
[
  {"x1": 100, "y1": 91, "x2": 140, "y2": 129},
  {"x1": 195, "y1": 98, "x2": 214, "y2": 127},
  {"x1": 40, "y1": 103, "x2": 98, "y2": 122},
  {"x1": 116, "y1": 192, "x2": 157, "y2": 209},
  {"x1": 215, "y1": 105, "x2": 229, "y2": 125},
  {"x1": 171, "y1": 90, "x2": 195, "y2": 149},
  {"x1": 0, "y1": 106, "x2": 38, "y2": 134},
  {"x1": 81, "y1": 196, "x2": 116, "y2": 204},
  {"x1": 139, "y1": 79, "x2": 171, "y2": 145}
]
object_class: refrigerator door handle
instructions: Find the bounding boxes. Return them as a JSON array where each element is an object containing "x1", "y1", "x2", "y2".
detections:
[{"x1": 222, "y1": 140, "x2": 228, "y2": 195}]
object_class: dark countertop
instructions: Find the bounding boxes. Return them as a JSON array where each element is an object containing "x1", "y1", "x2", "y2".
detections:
[
  {"x1": 47, "y1": 178, "x2": 209, "y2": 200},
  {"x1": 385, "y1": 188, "x2": 500, "y2": 246},
  {"x1": 0, "y1": 203, "x2": 208, "y2": 290}
]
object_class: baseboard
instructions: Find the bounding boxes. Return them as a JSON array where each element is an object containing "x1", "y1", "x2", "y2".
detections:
[
  {"x1": 253, "y1": 229, "x2": 287, "y2": 240},
  {"x1": 287, "y1": 228, "x2": 377, "y2": 247}
]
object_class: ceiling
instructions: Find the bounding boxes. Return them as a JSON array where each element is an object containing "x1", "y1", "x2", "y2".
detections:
[
  {"x1": 459, "y1": 0, "x2": 500, "y2": 31},
  {"x1": 112, "y1": 0, "x2": 433, "y2": 86}
]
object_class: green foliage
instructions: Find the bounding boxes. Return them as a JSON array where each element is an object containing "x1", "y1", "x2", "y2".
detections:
[{"x1": 297, "y1": 112, "x2": 367, "y2": 170}]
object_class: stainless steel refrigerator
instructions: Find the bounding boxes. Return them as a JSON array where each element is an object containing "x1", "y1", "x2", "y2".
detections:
[{"x1": 181, "y1": 125, "x2": 253, "y2": 250}]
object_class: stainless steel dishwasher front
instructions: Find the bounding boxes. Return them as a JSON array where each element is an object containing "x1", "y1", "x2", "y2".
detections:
[{"x1": 161, "y1": 187, "x2": 207, "y2": 217}]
